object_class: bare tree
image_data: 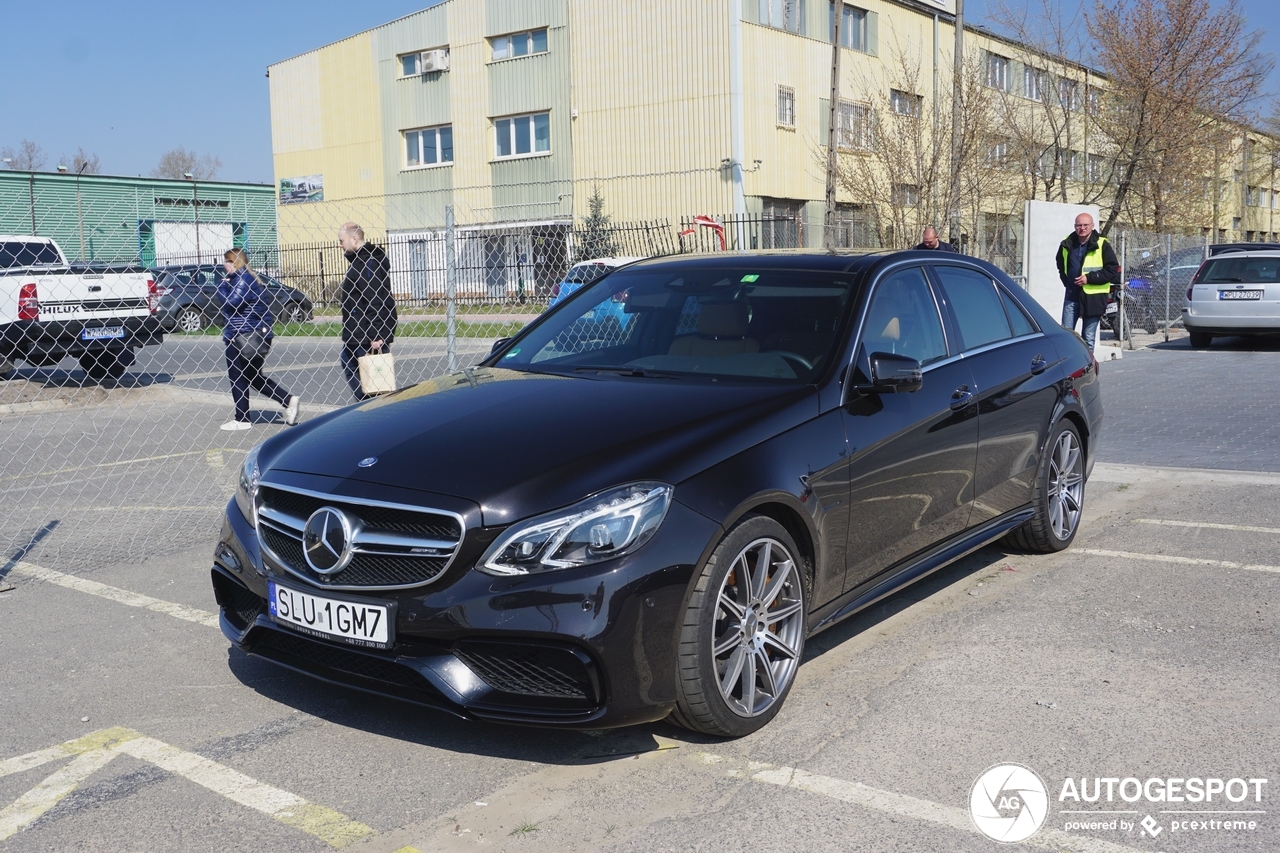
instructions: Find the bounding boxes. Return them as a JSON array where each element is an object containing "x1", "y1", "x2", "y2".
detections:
[
  {"x1": 1087, "y1": 0, "x2": 1272, "y2": 234},
  {"x1": 1, "y1": 139, "x2": 47, "y2": 171},
  {"x1": 152, "y1": 147, "x2": 222, "y2": 180},
  {"x1": 59, "y1": 147, "x2": 103, "y2": 174},
  {"x1": 825, "y1": 45, "x2": 1011, "y2": 253}
]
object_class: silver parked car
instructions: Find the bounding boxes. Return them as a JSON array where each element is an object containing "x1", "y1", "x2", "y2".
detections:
[{"x1": 1183, "y1": 249, "x2": 1280, "y2": 348}]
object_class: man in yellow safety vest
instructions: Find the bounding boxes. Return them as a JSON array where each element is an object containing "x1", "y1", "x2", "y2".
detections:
[{"x1": 1055, "y1": 212, "x2": 1120, "y2": 350}]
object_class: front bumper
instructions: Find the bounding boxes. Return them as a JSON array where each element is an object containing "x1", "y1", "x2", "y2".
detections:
[{"x1": 212, "y1": 496, "x2": 719, "y2": 728}]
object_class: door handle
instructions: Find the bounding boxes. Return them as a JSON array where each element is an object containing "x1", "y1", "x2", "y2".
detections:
[
  {"x1": 949, "y1": 386, "x2": 974, "y2": 411},
  {"x1": 1030, "y1": 355, "x2": 1047, "y2": 375}
]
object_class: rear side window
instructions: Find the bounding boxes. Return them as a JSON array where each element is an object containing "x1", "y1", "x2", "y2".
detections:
[
  {"x1": 932, "y1": 265, "x2": 1012, "y2": 350},
  {"x1": 0, "y1": 241, "x2": 62, "y2": 268},
  {"x1": 1196, "y1": 256, "x2": 1280, "y2": 284},
  {"x1": 999, "y1": 288, "x2": 1037, "y2": 337}
]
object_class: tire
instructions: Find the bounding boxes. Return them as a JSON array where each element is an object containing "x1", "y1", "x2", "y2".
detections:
[
  {"x1": 176, "y1": 306, "x2": 206, "y2": 332},
  {"x1": 1003, "y1": 419, "x2": 1085, "y2": 553},
  {"x1": 1188, "y1": 330, "x2": 1212, "y2": 349},
  {"x1": 77, "y1": 349, "x2": 129, "y2": 385},
  {"x1": 282, "y1": 301, "x2": 306, "y2": 324},
  {"x1": 669, "y1": 515, "x2": 808, "y2": 737}
]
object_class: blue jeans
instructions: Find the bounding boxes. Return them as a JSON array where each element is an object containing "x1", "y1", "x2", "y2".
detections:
[
  {"x1": 1062, "y1": 293, "x2": 1099, "y2": 350},
  {"x1": 341, "y1": 342, "x2": 391, "y2": 401}
]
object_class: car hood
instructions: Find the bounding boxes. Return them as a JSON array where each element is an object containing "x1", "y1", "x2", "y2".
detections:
[{"x1": 265, "y1": 368, "x2": 816, "y2": 526}]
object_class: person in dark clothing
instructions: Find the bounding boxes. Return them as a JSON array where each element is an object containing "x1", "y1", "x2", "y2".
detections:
[
  {"x1": 217, "y1": 249, "x2": 299, "y2": 430},
  {"x1": 337, "y1": 222, "x2": 398, "y2": 401},
  {"x1": 1055, "y1": 212, "x2": 1120, "y2": 350},
  {"x1": 914, "y1": 226, "x2": 958, "y2": 252}
]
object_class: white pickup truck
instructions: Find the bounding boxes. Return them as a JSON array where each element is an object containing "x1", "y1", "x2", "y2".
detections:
[{"x1": 0, "y1": 236, "x2": 166, "y2": 383}]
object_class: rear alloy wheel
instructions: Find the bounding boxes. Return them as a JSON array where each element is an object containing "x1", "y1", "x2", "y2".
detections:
[
  {"x1": 1004, "y1": 420, "x2": 1085, "y2": 553},
  {"x1": 176, "y1": 306, "x2": 206, "y2": 332},
  {"x1": 670, "y1": 516, "x2": 808, "y2": 737},
  {"x1": 282, "y1": 302, "x2": 306, "y2": 324},
  {"x1": 1188, "y1": 331, "x2": 1212, "y2": 349}
]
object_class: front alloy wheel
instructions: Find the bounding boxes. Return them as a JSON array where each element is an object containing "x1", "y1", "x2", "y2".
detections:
[{"x1": 671, "y1": 516, "x2": 808, "y2": 736}]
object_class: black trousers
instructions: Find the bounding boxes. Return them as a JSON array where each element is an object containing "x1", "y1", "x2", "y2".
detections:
[{"x1": 225, "y1": 341, "x2": 291, "y2": 421}]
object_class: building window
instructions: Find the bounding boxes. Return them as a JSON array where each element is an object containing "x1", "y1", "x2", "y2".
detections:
[
  {"x1": 986, "y1": 54, "x2": 1010, "y2": 92},
  {"x1": 1087, "y1": 154, "x2": 1106, "y2": 183},
  {"x1": 400, "y1": 49, "x2": 449, "y2": 76},
  {"x1": 490, "y1": 28, "x2": 548, "y2": 61},
  {"x1": 986, "y1": 140, "x2": 1010, "y2": 167},
  {"x1": 837, "y1": 99, "x2": 872, "y2": 149},
  {"x1": 889, "y1": 89, "x2": 922, "y2": 117},
  {"x1": 892, "y1": 183, "x2": 920, "y2": 206},
  {"x1": 1069, "y1": 151, "x2": 1085, "y2": 181},
  {"x1": 831, "y1": 3, "x2": 868, "y2": 52},
  {"x1": 404, "y1": 125, "x2": 453, "y2": 168},
  {"x1": 761, "y1": 198, "x2": 805, "y2": 248},
  {"x1": 777, "y1": 85, "x2": 796, "y2": 127},
  {"x1": 1058, "y1": 77, "x2": 1080, "y2": 111},
  {"x1": 760, "y1": 0, "x2": 804, "y2": 34},
  {"x1": 1086, "y1": 88, "x2": 1101, "y2": 114},
  {"x1": 494, "y1": 112, "x2": 551, "y2": 158},
  {"x1": 832, "y1": 203, "x2": 876, "y2": 248},
  {"x1": 1023, "y1": 67, "x2": 1046, "y2": 101}
]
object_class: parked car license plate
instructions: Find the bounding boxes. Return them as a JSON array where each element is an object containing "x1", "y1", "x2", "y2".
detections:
[
  {"x1": 268, "y1": 581, "x2": 393, "y2": 649},
  {"x1": 1219, "y1": 290, "x2": 1263, "y2": 300},
  {"x1": 1105, "y1": 302, "x2": 1118, "y2": 314},
  {"x1": 81, "y1": 326, "x2": 125, "y2": 340}
]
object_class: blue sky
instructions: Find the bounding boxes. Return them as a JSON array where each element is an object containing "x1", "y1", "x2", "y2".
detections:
[{"x1": 2, "y1": 0, "x2": 1276, "y2": 185}]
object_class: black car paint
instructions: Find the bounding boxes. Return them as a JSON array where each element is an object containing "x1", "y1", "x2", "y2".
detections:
[{"x1": 212, "y1": 250, "x2": 1101, "y2": 729}]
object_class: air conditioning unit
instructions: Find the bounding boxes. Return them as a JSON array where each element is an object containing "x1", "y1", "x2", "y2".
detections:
[{"x1": 421, "y1": 49, "x2": 449, "y2": 73}]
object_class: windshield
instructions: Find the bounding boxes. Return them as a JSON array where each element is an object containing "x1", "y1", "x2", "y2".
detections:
[
  {"x1": 1196, "y1": 256, "x2": 1280, "y2": 284},
  {"x1": 495, "y1": 266, "x2": 856, "y2": 383}
]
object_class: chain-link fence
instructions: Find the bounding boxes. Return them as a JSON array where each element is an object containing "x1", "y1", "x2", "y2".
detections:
[
  {"x1": 0, "y1": 180, "x2": 1103, "y2": 573},
  {"x1": 1113, "y1": 229, "x2": 1213, "y2": 345}
]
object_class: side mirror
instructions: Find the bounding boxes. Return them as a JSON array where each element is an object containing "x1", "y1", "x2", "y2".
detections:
[
  {"x1": 866, "y1": 352, "x2": 923, "y2": 393},
  {"x1": 489, "y1": 337, "x2": 512, "y2": 358}
]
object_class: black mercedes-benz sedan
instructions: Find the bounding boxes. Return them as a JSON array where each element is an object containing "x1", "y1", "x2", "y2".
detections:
[{"x1": 211, "y1": 251, "x2": 1102, "y2": 736}]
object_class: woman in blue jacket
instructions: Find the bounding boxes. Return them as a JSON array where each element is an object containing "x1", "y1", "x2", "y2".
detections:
[{"x1": 217, "y1": 249, "x2": 299, "y2": 430}]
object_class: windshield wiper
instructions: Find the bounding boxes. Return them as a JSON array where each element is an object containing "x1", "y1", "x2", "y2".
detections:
[{"x1": 572, "y1": 365, "x2": 683, "y2": 379}]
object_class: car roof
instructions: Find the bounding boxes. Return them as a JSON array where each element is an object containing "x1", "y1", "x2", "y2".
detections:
[{"x1": 621, "y1": 249, "x2": 947, "y2": 277}]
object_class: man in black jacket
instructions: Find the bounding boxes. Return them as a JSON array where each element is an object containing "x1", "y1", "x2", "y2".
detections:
[
  {"x1": 914, "y1": 226, "x2": 957, "y2": 252},
  {"x1": 337, "y1": 222, "x2": 398, "y2": 400}
]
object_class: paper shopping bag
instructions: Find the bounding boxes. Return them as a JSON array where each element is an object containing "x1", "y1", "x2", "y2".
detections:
[{"x1": 358, "y1": 351, "x2": 397, "y2": 395}]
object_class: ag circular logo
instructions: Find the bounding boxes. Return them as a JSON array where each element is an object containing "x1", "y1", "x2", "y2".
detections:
[
  {"x1": 970, "y1": 763, "x2": 1049, "y2": 843},
  {"x1": 302, "y1": 507, "x2": 357, "y2": 575}
]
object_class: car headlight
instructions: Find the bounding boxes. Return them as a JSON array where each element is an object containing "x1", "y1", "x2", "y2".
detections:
[
  {"x1": 480, "y1": 483, "x2": 672, "y2": 576},
  {"x1": 234, "y1": 445, "x2": 263, "y2": 529}
]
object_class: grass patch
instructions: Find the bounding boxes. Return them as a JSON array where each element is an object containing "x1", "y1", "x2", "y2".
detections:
[
  {"x1": 185, "y1": 320, "x2": 527, "y2": 338},
  {"x1": 509, "y1": 821, "x2": 541, "y2": 837}
]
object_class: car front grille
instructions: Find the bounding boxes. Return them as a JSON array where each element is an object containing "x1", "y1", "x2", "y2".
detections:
[{"x1": 256, "y1": 484, "x2": 463, "y2": 591}]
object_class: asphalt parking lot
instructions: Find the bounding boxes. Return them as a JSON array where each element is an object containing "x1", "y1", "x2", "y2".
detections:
[{"x1": 0, "y1": 332, "x2": 1276, "y2": 852}]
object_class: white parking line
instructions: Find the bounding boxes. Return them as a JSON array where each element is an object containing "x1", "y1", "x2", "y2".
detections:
[
  {"x1": 0, "y1": 727, "x2": 375, "y2": 847},
  {"x1": 1075, "y1": 548, "x2": 1280, "y2": 574},
  {"x1": 7, "y1": 561, "x2": 219, "y2": 627},
  {"x1": 750, "y1": 763, "x2": 1141, "y2": 853},
  {"x1": 1134, "y1": 518, "x2": 1280, "y2": 535}
]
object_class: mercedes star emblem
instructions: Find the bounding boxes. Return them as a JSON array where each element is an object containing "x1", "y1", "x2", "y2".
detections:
[
  {"x1": 302, "y1": 506, "x2": 358, "y2": 575},
  {"x1": 358, "y1": 457, "x2": 378, "y2": 468}
]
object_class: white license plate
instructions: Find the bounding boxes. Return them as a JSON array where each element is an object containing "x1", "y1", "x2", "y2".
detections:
[
  {"x1": 1105, "y1": 302, "x2": 1118, "y2": 314},
  {"x1": 268, "y1": 581, "x2": 393, "y2": 649},
  {"x1": 1219, "y1": 290, "x2": 1263, "y2": 300},
  {"x1": 81, "y1": 326, "x2": 125, "y2": 340}
]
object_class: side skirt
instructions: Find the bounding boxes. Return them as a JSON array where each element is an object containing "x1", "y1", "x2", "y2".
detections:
[{"x1": 809, "y1": 506, "x2": 1036, "y2": 635}]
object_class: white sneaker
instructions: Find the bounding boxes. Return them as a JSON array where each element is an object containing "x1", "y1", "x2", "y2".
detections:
[
  {"x1": 220, "y1": 420, "x2": 252, "y2": 431},
  {"x1": 284, "y1": 396, "x2": 301, "y2": 426}
]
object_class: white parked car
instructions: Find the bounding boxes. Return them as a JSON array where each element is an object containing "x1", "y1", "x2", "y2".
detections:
[{"x1": 1182, "y1": 249, "x2": 1280, "y2": 348}]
